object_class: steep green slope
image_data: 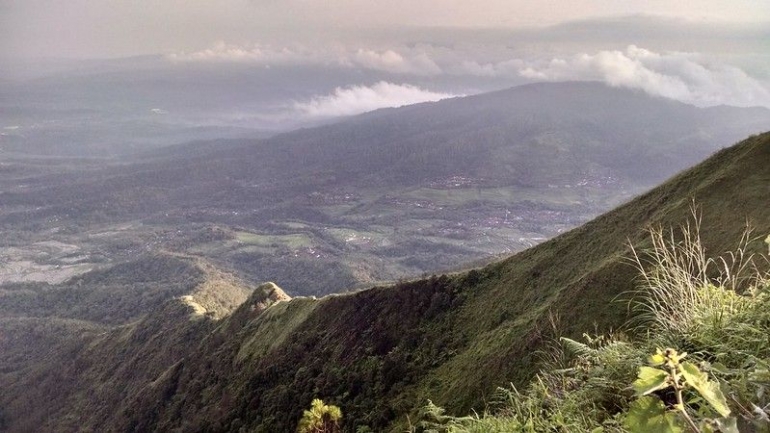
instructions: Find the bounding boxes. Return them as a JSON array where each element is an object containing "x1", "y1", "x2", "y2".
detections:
[
  {"x1": 2, "y1": 132, "x2": 769, "y2": 432},
  {"x1": 422, "y1": 130, "x2": 770, "y2": 412}
]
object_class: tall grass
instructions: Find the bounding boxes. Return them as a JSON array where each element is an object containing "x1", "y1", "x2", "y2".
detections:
[{"x1": 628, "y1": 207, "x2": 766, "y2": 343}]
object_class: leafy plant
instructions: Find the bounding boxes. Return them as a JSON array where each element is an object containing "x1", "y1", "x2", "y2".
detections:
[
  {"x1": 626, "y1": 347, "x2": 735, "y2": 433},
  {"x1": 297, "y1": 399, "x2": 343, "y2": 433},
  {"x1": 413, "y1": 400, "x2": 479, "y2": 433}
]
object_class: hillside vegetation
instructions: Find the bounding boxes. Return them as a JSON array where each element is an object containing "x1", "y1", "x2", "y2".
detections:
[
  {"x1": 1, "y1": 131, "x2": 769, "y2": 432},
  {"x1": 417, "y1": 215, "x2": 770, "y2": 432}
]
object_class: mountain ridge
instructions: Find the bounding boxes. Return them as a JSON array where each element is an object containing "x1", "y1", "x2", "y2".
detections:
[{"x1": 2, "y1": 131, "x2": 769, "y2": 432}]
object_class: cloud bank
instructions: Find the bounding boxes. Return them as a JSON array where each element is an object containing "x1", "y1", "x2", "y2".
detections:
[
  {"x1": 350, "y1": 49, "x2": 442, "y2": 76},
  {"x1": 171, "y1": 42, "x2": 770, "y2": 108},
  {"x1": 294, "y1": 82, "x2": 459, "y2": 117},
  {"x1": 170, "y1": 43, "x2": 444, "y2": 75},
  {"x1": 167, "y1": 41, "x2": 315, "y2": 64},
  {"x1": 516, "y1": 46, "x2": 770, "y2": 107}
]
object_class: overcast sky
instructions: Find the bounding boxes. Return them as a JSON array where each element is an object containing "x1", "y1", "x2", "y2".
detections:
[
  {"x1": 2, "y1": 0, "x2": 769, "y2": 59},
  {"x1": 2, "y1": 1, "x2": 769, "y2": 113}
]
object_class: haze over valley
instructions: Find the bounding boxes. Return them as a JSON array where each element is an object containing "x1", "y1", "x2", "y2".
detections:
[{"x1": 3, "y1": 81, "x2": 769, "y2": 295}]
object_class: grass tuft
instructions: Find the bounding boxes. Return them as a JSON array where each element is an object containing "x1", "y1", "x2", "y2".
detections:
[{"x1": 628, "y1": 205, "x2": 767, "y2": 342}]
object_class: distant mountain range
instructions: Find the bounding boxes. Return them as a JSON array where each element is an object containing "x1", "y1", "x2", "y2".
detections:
[
  {"x1": 134, "y1": 81, "x2": 770, "y2": 194},
  {"x1": 2, "y1": 128, "x2": 768, "y2": 432}
]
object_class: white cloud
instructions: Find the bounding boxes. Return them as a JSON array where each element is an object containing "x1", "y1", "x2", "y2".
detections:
[
  {"x1": 168, "y1": 42, "x2": 444, "y2": 75},
  {"x1": 294, "y1": 82, "x2": 459, "y2": 117},
  {"x1": 351, "y1": 49, "x2": 442, "y2": 75},
  {"x1": 168, "y1": 42, "x2": 770, "y2": 108},
  {"x1": 516, "y1": 45, "x2": 770, "y2": 107},
  {"x1": 167, "y1": 41, "x2": 316, "y2": 64}
]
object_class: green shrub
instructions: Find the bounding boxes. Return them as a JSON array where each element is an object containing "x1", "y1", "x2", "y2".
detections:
[{"x1": 297, "y1": 399, "x2": 342, "y2": 433}]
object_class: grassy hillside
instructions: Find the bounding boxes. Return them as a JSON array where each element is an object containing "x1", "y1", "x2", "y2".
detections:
[
  {"x1": 1, "y1": 132, "x2": 769, "y2": 432},
  {"x1": 418, "y1": 203, "x2": 770, "y2": 431}
]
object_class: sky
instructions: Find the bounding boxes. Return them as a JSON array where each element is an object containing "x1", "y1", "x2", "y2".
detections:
[
  {"x1": 2, "y1": 0, "x2": 769, "y2": 59},
  {"x1": 1, "y1": 0, "x2": 769, "y2": 117}
]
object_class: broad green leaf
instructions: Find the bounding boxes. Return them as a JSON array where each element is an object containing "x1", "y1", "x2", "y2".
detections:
[
  {"x1": 624, "y1": 396, "x2": 683, "y2": 433},
  {"x1": 648, "y1": 351, "x2": 666, "y2": 366},
  {"x1": 680, "y1": 362, "x2": 731, "y2": 417},
  {"x1": 590, "y1": 427, "x2": 604, "y2": 433},
  {"x1": 633, "y1": 366, "x2": 669, "y2": 396}
]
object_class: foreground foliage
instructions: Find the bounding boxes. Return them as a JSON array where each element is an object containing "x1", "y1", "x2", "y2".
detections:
[
  {"x1": 417, "y1": 215, "x2": 770, "y2": 432},
  {"x1": 627, "y1": 347, "x2": 733, "y2": 433},
  {"x1": 297, "y1": 399, "x2": 343, "y2": 433}
]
